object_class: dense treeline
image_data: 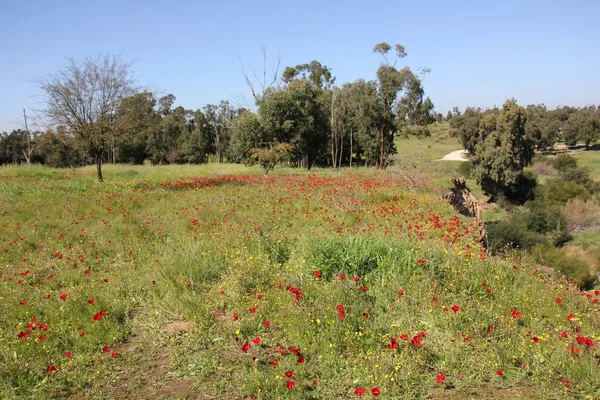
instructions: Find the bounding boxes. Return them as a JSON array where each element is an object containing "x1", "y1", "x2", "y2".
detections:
[
  {"x1": 1, "y1": 44, "x2": 436, "y2": 174},
  {"x1": 449, "y1": 101, "x2": 600, "y2": 198},
  {"x1": 450, "y1": 103, "x2": 600, "y2": 153}
]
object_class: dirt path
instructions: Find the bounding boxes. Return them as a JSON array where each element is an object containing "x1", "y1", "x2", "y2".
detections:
[{"x1": 440, "y1": 149, "x2": 468, "y2": 161}]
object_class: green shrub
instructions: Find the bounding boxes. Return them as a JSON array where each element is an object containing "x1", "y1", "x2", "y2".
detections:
[
  {"x1": 551, "y1": 153, "x2": 577, "y2": 172},
  {"x1": 542, "y1": 180, "x2": 590, "y2": 205},
  {"x1": 524, "y1": 201, "x2": 571, "y2": 246},
  {"x1": 560, "y1": 166, "x2": 599, "y2": 193},
  {"x1": 531, "y1": 245, "x2": 596, "y2": 289},
  {"x1": 485, "y1": 218, "x2": 547, "y2": 253}
]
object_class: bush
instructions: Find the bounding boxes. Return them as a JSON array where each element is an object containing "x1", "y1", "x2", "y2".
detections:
[
  {"x1": 542, "y1": 180, "x2": 590, "y2": 205},
  {"x1": 562, "y1": 198, "x2": 600, "y2": 232},
  {"x1": 561, "y1": 166, "x2": 599, "y2": 193},
  {"x1": 531, "y1": 245, "x2": 596, "y2": 289},
  {"x1": 551, "y1": 153, "x2": 577, "y2": 172},
  {"x1": 457, "y1": 161, "x2": 474, "y2": 178},
  {"x1": 485, "y1": 218, "x2": 547, "y2": 253},
  {"x1": 524, "y1": 201, "x2": 571, "y2": 246}
]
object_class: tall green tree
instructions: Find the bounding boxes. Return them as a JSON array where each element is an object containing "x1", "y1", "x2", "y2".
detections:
[
  {"x1": 525, "y1": 104, "x2": 559, "y2": 151},
  {"x1": 567, "y1": 106, "x2": 600, "y2": 149},
  {"x1": 115, "y1": 91, "x2": 161, "y2": 164},
  {"x1": 259, "y1": 79, "x2": 329, "y2": 169},
  {"x1": 471, "y1": 99, "x2": 534, "y2": 197}
]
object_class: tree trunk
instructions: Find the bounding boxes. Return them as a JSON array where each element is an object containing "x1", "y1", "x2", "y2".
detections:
[
  {"x1": 349, "y1": 129, "x2": 353, "y2": 168},
  {"x1": 339, "y1": 133, "x2": 343, "y2": 169},
  {"x1": 95, "y1": 152, "x2": 104, "y2": 182},
  {"x1": 379, "y1": 130, "x2": 384, "y2": 169}
]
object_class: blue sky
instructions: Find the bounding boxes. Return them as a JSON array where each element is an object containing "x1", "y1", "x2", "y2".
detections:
[{"x1": 1, "y1": 0, "x2": 599, "y2": 132}]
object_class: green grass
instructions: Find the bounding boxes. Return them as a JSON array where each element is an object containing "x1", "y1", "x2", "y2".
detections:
[
  {"x1": 395, "y1": 122, "x2": 462, "y2": 161},
  {"x1": 1, "y1": 164, "x2": 600, "y2": 399}
]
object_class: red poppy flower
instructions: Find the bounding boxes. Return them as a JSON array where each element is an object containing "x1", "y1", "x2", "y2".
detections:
[
  {"x1": 567, "y1": 313, "x2": 576, "y2": 322},
  {"x1": 496, "y1": 369, "x2": 503, "y2": 376},
  {"x1": 400, "y1": 333, "x2": 409, "y2": 341},
  {"x1": 263, "y1": 320, "x2": 271, "y2": 327},
  {"x1": 313, "y1": 270, "x2": 321, "y2": 279},
  {"x1": 388, "y1": 338, "x2": 398, "y2": 350},
  {"x1": 354, "y1": 387, "x2": 366, "y2": 396},
  {"x1": 451, "y1": 305, "x2": 460, "y2": 312},
  {"x1": 556, "y1": 298, "x2": 562, "y2": 304},
  {"x1": 285, "y1": 370, "x2": 295, "y2": 379},
  {"x1": 417, "y1": 259, "x2": 426, "y2": 265},
  {"x1": 93, "y1": 311, "x2": 107, "y2": 321},
  {"x1": 286, "y1": 381, "x2": 296, "y2": 390},
  {"x1": 87, "y1": 298, "x2": 95, "y2": 304},
  {"x1": 533, "y1": 337, "x2": 540, "y2": 344},
  {"x1": 353, "y1": 276, "x2": 360, "y2": 282},
  {"x1": 249, "y1": 307, "x2": 257, "y2": 313},
  {"x1": 241, "y1": 342, "x2": 252, "y2": 352},
  {"x1": 436, "y1": 373, "x2": 446, "y2": 384},
  {"x1": 46, "y1": 365, "x2": 57, "y2": 372},
  {"x1": 60, "y1": 293, "x2": 68, "y2": 301},
  {"x1": 232, "y1": 313, "x2": 239, "y2": 321},
  {"x1": 20, "y1": 300, "x2": 27, "y2": 306},
  {"x1": 370, "y1": 387, "x2": 381, "y2": 396},
  {"x1": 111, "y1": 351, "x2": 118, "y2": 358},
  {"x1": 296, "y1": 356, "x2": 305, "y2": 364},
  {"x1": 359, "y1": 286, "x2": 368, "y2": 292},
  {"x1": 102, "y1": 345, "x2": 111, "y2": 353},
  {"x1": 270, "y1": 360, "x2": 278, "y2": 366},
  {"x1": 65, "y1": 351, "x2": 72, "y2": 358},
  {"x1": 397, "y1": 290, "x2": 404, "y2": 296},
  {"x1": 84, "y1": 269, "x2": 91, "y2": 275},
  {"x1": 253, "y1": 337, "x2": 261, "y2": 344},
  {"x1": 510, "y1": 309, "x2": 521, "y2": 319}
]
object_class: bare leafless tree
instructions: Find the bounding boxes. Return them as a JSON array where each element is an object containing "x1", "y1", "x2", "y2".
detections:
[
  {"x1": 37, "y1": 54, "x2": 135, "y2": 181},
  {"x1": 238, "y1": 45, "x2": 281, "y2": 104}
]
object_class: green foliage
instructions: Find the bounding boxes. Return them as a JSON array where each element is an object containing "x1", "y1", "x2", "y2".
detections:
[
  {"x1": 471, "y1": 99, "x2": 534, "y2": 197},
  {"x1": 525, "y1": 104, "x2": 559, "y2": 151},
  {"x1": 551, "y1": 154, "x2": 578, "y2": 172},
  {"x1": 259, "y1": 79, "x2": 329, "y2": 169},
  {"x1": 566, "y1": 106, "x2": 600, "y2": 149},
  {"x1": 531, "y1": 245, "x2": 596, "y2": 289},
  {"x1": 524, "y1": 201, "x2": 571, "y2": 246},
  {"x1": 486, "y1": 218, "x2": 547, "y2": 252},
  {"x1": 308, "y1": 236, "x2": 395, "y2": 279},
  {"x1": 541, "y1": 180, "x2": 590, "y2": 205},
  {"x1": 248, "y1": 142, "x2": 293, "y2": 174}
]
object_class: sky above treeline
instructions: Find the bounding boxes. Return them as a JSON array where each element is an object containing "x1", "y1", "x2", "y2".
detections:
[{"x1": 1, "y1": 0, "x2": 599, "y2": 132}]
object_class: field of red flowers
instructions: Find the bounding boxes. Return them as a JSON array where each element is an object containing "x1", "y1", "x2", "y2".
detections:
[{"x1": 1, "y1": 165, "x2": 599, "y2": 399}]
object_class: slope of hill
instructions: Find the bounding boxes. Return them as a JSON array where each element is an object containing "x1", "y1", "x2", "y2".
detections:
[{"x1": 0, "y1": 165, "x2": 599, "y2": 399}]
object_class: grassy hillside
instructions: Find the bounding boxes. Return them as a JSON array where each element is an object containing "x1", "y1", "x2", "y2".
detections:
[{"x1": 1, "y1": 164, "x2": 599, "y2": 399}]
